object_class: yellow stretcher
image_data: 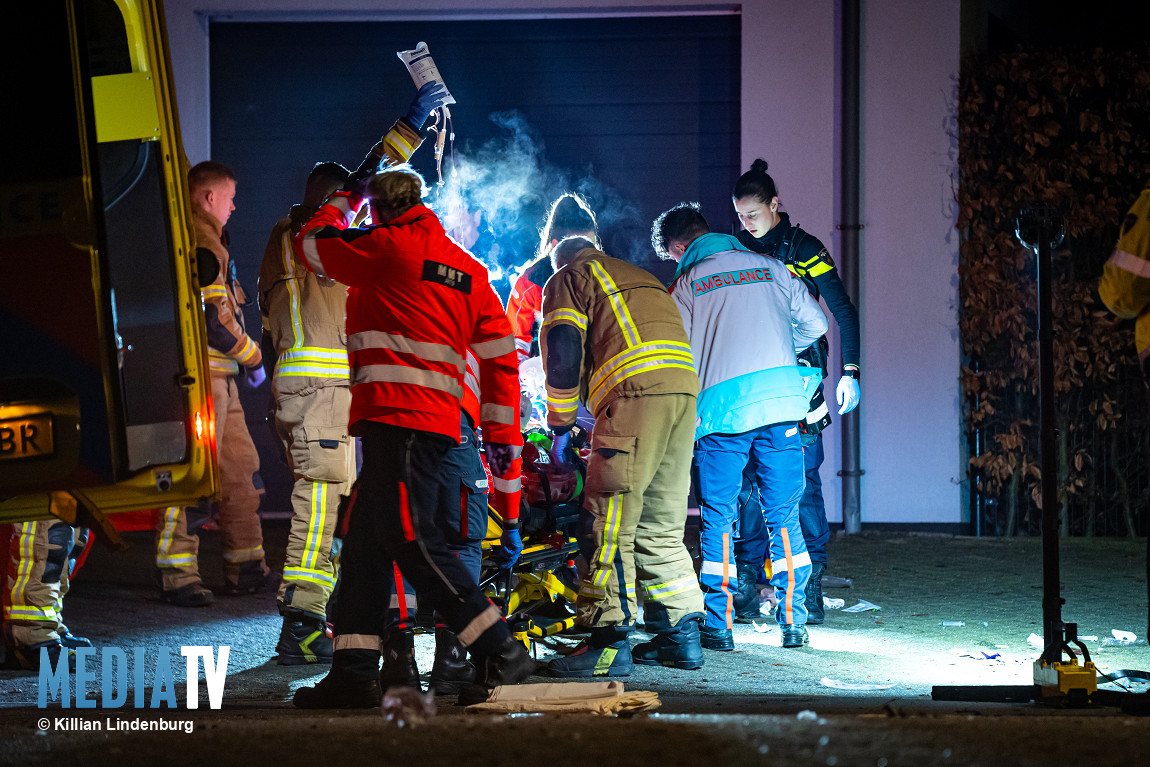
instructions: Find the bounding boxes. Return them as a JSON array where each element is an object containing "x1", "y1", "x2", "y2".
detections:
[{"x1": 479, "y1": 501, "x2": 583, "y2": 653}]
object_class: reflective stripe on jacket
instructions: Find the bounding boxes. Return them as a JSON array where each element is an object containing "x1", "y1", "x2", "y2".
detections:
[
  {"x1": 505, "y1": 255, "x2": 553, "y2": 364},
  {"x1": 1100, "y1": 185, "x2": 1150, "y2": 364},
  {"x1": 460, "y1": 350, "x2": 521, "y2": 525},
  {"x1": 670, "y1": 233, "x2": 827, "y2": 439},
  {"x1": 540, "y1": 247, "x2": 699, "y2": 432},
  {"x1": 195, "y1": 207, "x2": 260, "y2": 376},
  {"x1": 295, "y1": 198, "x2": 522, "y2": 448},
  {"x1": 259, "y1": 214, "x2": 349, "y2": 395}
]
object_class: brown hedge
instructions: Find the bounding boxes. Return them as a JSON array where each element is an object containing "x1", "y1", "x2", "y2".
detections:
[{"x1": 959, "y1": 45, "x2": 1150, "y2": 536}]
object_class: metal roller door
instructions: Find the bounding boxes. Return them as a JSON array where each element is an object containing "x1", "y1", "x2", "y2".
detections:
[{"x1": 209, "y1": 14, "x2": 740, "y2": 514}]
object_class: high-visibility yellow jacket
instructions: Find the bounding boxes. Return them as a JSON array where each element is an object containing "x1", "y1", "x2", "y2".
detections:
[
  {"x1": 1099, "y1": 185, "x2": 1150, "y2": 367},
  {"x1": 540, "y1": 247, "x2": 699, "y2": 431}
]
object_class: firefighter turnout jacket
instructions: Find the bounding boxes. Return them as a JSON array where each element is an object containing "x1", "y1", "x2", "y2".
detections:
[
  {"x1": 259, "y1": 207, "x2": 351, "y2": 392},
  {"x1": 1099, "y1": 184, "x2": 1150, "y2": 370},
  {"x1": 540, "y1": 246, "x2": 699, "y2": 431},
  {"x1": 294, "y1": 193, "x2": 523, "y2": 505},
  {"x1": 195, "y1": 207, "x2": 261, "y2": 376}
]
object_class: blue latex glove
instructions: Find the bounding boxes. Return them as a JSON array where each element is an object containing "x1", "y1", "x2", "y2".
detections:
[
  {"x1": 496, "y1": 527, "x2": 523, "y2": 570},
  {"x1": 836, "y1": 375, "x2": 860, "y2": 415},
  {"x1": 485, "y1": 442, "x2": 517, "y2": 477},
  {"x1": 245, "y1": 365, "x2": 266, "y2": 389},
  {"x1": 551, "y1": 431, "x2": 571, "y2": 463},
  {"x1": 405, "y1": 82, "x2": 449, "y2": 130}
]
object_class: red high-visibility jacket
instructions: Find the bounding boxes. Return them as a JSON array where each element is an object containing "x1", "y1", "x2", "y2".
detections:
[
  {"x1": 295, "y1": 194, "x2": 523, "y2": 457},
  {"x1": 504, "y1": 255, "x2": 552, "y2": 363},
  {"x1": 462, "y1": 349, "x2": 522, "y2": 527}
]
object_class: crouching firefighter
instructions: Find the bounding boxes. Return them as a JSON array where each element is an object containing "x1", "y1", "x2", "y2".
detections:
[
  {"x1": 291, "y1": 161, "x2": 533, "y2": 708},
  {"x1": 541, "y1": 236, "x2": 706, "y2": 677}
]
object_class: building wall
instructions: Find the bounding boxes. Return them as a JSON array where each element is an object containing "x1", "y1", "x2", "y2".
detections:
[
  {"x1": 163, "y1": 0, "x2": 963, "y2": 526},
  {"x1": 859, "y1": 1, "x2": 962, "y2": 524}
]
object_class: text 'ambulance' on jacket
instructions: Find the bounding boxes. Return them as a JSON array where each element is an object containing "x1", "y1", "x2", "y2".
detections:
[
  {"x1": 670, "y1": 233, "x2": 827, "y2": 439},
  {"x1": 292, "y1": 192, "x2": 522, "y2": 450},
  {"x1": 540, "y1": 246, "x2": 699, "y2": 433}
]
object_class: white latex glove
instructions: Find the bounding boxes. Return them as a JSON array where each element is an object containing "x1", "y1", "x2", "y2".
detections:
[
  {"x1": 518, "y1": 355, "x2": 546, "y2": 397},
  {"x1": 836, "y1": 376, "x2": 860, "y2": 415}
]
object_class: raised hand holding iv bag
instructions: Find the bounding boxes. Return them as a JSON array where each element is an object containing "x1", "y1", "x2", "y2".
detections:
[{"x1": 397, "y1": 42, "x2": 456, "y2": 105}]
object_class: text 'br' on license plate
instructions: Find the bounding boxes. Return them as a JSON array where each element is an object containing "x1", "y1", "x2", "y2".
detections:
[{"x1": 0, "y1": 414, "x2": 54, "y2": 461}]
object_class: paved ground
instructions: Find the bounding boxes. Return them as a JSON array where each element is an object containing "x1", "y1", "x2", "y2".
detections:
[{"x1": 1, "y1": 524, "x2": 1147, "y2": 765}]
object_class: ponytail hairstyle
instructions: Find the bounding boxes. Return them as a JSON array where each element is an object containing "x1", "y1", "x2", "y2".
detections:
[
  {"x1": 732, "y1": 158, "x2": 779, "y2": 204},
  {"x1": 537, "y1": 193, "x2": 599, "y2": 261}
]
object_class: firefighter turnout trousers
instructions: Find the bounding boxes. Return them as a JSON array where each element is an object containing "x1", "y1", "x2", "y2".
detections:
[
  {"x1": 156, "y1": 374, "x2": 268, "y2": 590},
  {"x1": 577, "y1": 393, "x2": 704, "y2": 631},
  {"x1": 4, "y1": 519, "x2": 87, "y2": 647},
  {"x1": 275, "y1": 384, "x2": 353, "y2": 620},
  {"x1": 332, "y1": 421, "x2": 511, "y2": 673}
]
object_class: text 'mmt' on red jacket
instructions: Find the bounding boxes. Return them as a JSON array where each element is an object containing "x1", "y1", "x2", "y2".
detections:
[{"x1": 294, "y1": 192, "x2": 522, "y2": 523}]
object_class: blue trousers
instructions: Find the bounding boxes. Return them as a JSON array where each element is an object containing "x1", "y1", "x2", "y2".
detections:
[
  {"x1": 388, "y1": 416, "x2": 488, "y2": 631},
  {"x1": 734, "y1": 432, "x2": 829, "y2": 572},
  {"x1": 694, "y1": 423, "x2": 811, "y2": 629}
]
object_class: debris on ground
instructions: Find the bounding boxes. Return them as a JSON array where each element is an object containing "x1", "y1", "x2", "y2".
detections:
[
  {"x1": 842, "y1": 600, "x2": 881, "y2": 613},
  {"x1": 823, "y1": 597, "x2": 846, "y2": 609},
  {"x1": 952, "y1": 649, "x2": 1002, "y2": 662},
  {"x1": 822, "y1": 576, "x2": 853, "y2": 589},
  {"x1": 796, "y1": 709, "x2": 819, "y2": 720},
  {"x1": 820, "y1": 678, "x2": 896, "y2": 691},
  {"x1": 381, "y1": 687, "x2": 436, "y2": 727},
  {"x1": 465, "y1": 681, "x2": 660, "y2": 715}
]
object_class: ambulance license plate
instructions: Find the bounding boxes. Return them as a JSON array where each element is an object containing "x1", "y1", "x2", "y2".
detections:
[{"x1": 0, "y1": 414, "x2": 54, "y2": 461}]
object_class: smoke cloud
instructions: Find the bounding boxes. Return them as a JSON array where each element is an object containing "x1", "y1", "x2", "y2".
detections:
[{"x1": 429, "y1": 111, "x2": 651, "y2": 295}]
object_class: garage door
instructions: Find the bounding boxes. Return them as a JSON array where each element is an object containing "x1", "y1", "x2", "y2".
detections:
[{"x1": 209, "y1": 14, "x2": 740, "y2": 514}]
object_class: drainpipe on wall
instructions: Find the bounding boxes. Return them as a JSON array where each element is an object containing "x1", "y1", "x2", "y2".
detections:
[{"x1": 839, "y1": 0, "x2": 863, "y2": 534}]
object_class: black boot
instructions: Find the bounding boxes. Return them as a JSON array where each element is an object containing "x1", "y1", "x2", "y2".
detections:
[
  {"x1": 58, "y1": 626, "x2": 93, "y2": 650},
  {"x1": 293, "y1": 649, "x2": 381, "y2": 709},
  {"x1": 781, "y1": 624, "x2": 809, "y2": 648},
  {"x1": 379, "y1": 627, "x2": 421, "y2": 691},
  {"x1": 220, "y1": 560, "x2": 268, "y2": 596},
  {"x1": 546, "y1": 626, "x2": 633, "y2": 678},
  {"x1": 733, "y1": 563, "x2": 762, "y2": 623},
  {"x1": 276, "y1": 615, "x2": 333, "y2": 665},
  {"x1": 699, "y1": 623, "x2": 734, "y2": 651},
  {"x1": 481, "y1": 634, "x2": 537, "y2": 687},
  {"x1": 633, "y1": 614, "x2": 705, "y2": 670},
  {"x1": 10, "y1": 640, "x2": 72, "y2": 672},
  {"x1": 805, "y1": 563, "x2": 826, "y2": 625},
  {"x1": 429, "y1": 627, "x2": 475, "y2": 695}
]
